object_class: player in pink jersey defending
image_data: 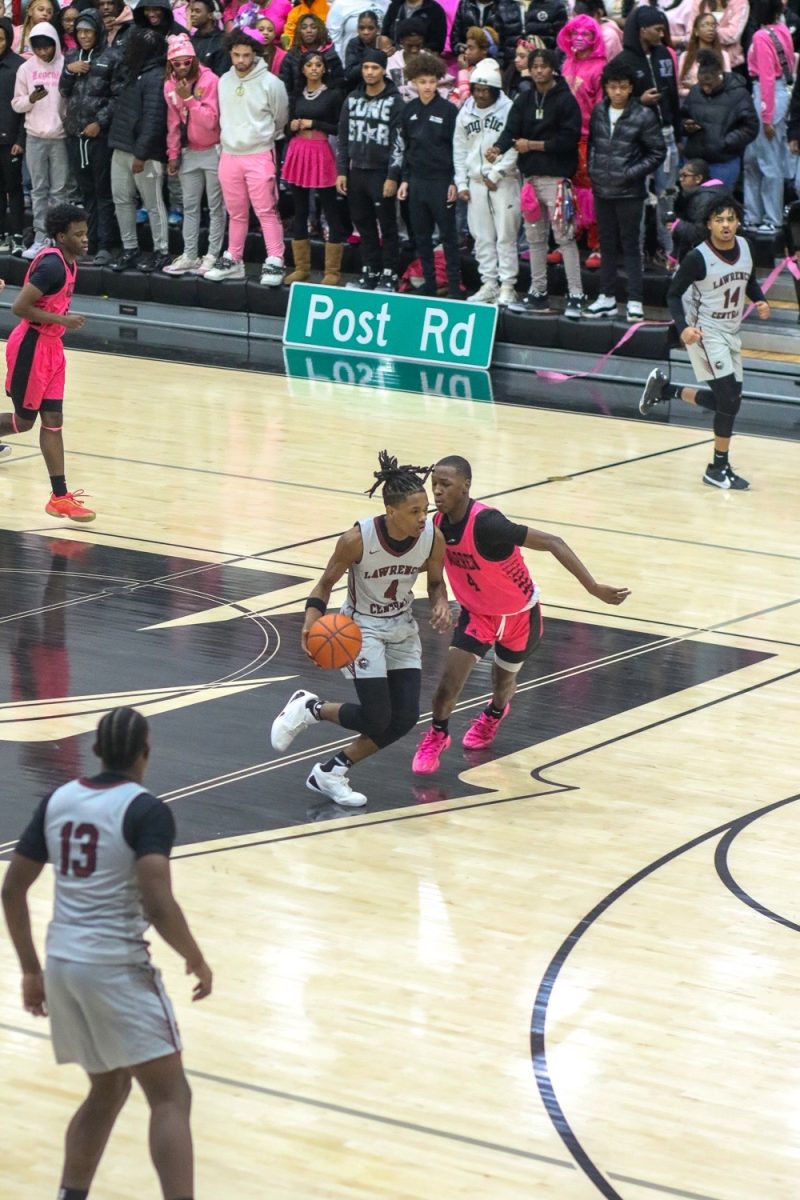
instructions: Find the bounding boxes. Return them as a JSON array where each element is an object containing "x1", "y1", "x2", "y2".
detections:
[
  {"x1": 412, "y1": 455, "x2": 631, "y2": 773},
  {"x1": 0, "y1": 203, "x2": 93, "y2": 521}
]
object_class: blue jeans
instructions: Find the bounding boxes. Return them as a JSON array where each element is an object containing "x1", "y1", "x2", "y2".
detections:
[
  {"x1": 744, "y1": 79, "x2": 789, "y2": 226},
  {"x1": 707, "y1": 158, "x2": 741, "y2": 190}
]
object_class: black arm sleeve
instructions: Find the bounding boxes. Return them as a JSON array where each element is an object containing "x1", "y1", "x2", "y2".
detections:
[
  {"x1": 473, "y1": 509, "x2": 528, "y2": 560},
  {"x1": 27, "y1": 253, "x2": 67, "y2": 295},
  {"x1": 745, "y1": 265, "x2": 765, "y2": 303},
  {"x1": 122, "y1": 793, "x2": 176, "y2": 858},
  {"x1": 666, "y1": 248, "x2": 706, "y2": 332},
  {"x1": 15, "y1": 794, "x2": 52, "y2": 863}
]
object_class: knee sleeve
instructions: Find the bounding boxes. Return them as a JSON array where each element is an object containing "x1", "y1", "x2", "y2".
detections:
[
  {"x1": 709, "y1": 374, "x2": 741, "y2": 439},
  {"x1": 372, "y1": 669, "x2": 421, "y2": 749},
  {"x1": 338, "y1": 677, "x2": 393, "y2": 743}
]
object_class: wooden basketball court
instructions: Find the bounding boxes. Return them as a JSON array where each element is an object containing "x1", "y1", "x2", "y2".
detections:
[{"x1": 1, "y1": 348, "x2": 798, "y2": 1200}]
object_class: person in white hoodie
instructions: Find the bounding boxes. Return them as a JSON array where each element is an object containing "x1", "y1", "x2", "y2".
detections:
[
  {"x1": 11, "y1": 21, "x2": 67, "y2": 259},
  {"x1": 206, "y1": 28, "x2": 289, "y2": 286},
  {"x1": 453, "y1": 57, "x2": 519, "y2": 305}
]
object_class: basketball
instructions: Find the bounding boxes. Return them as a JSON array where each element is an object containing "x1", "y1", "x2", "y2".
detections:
[{"x1": 306, "y1": 614, "x2": 363, "y2": 669}]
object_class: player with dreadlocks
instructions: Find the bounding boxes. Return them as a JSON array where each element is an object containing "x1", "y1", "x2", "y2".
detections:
[
  {"x1": 271, "y1": 450, "x2": 452, "y2": 808},
  {"x1": 1, "y1": 706, "x2": 212, "y2": 1200}
]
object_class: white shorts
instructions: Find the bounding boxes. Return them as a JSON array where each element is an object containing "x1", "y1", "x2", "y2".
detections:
[
  {"x1": 45, "y1": 957, "x2": 182, "y2": 1075},
  {"x1": 686, "y1": 329, "x2": 743, "y2": 384},
  {"x1": 342, "y1": 609, "x2": 422, "y2": 679}
]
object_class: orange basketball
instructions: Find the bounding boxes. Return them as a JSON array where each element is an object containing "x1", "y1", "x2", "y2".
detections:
[{"x1": 307, "y1": 613, "x2": 363, "y2": 669}]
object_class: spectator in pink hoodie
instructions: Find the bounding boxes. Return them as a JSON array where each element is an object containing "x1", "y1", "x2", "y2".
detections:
[
  {"x1": 162, "y1": 32, "x2": 225, "y2": 273},
  {"x1": 11, "y1": 20, "x2": 67, "y2": 257},
  {"x1": 743, "y1": 0, "x2": 794, "y2": 231},
  {"x1": 557, "y1": 13, "x2": 605, "y2": 268},
  {"x1": 573, "y1": 0, "x2": 622, "y2": 61}
]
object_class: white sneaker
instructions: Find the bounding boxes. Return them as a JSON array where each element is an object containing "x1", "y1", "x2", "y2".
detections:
[
  {"x1": 0, "y1": 442, "x2": 11, "y2": 459},
  {"x1": 497, "y1": 283, "x2": 517, "y2": 306},
  {"x1": 626, "y1": 300, "x2": 644, "y2": 322},
  {"x1": 204, "y1": 252, "x2": 245, "y2": 281},
  {"x1": 196, "y1": 252, "x2": 217, "y2": 276},
  {"x1": 21, "y1": 239, "x2": 48, "y2": 261},
  {"x1": 260, "y1": 256, "x2": 285, "y2": 287},
  {"x1": 270, "y1": 688, "x2": 318, "y2": 752},
  {"x1": 163, "y1": 253, "x2": 201, "y2": 275},
  {"x1": 585, "y1": 293, "x2": 616, "y2": 319},
  {"x1": 306, "y1": 762, "x2": 367, "y2": 808},
  {"x1": 471, "y1": 281, "x2": 499, "y2": 304}
]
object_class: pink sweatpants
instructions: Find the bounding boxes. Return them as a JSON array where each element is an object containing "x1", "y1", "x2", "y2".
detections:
[{"x1": 218, "y1": 150, "x2": 284, "y2": 261}]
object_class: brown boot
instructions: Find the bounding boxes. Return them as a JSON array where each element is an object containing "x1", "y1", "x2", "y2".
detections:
[
  {"x1": 321, "y1": 242, "x2": 344, "y2": 287},
  {"x1": 285, "y1": 239, "x2": 311, "y2": 285}
]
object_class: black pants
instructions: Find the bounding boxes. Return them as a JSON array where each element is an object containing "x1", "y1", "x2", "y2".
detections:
[
  {"x1": 347, "y1": 167, "x2": 399, "y2": 274},
  {"x1": 595, "y1": 195, "x2": 645, "y2": 303},
  {"x1": 407, "y1": 176, "x2": 460, "y2": 293},
  {"x1": 337, "y1": 669, "x2": 421, "y2": 749},
  {"x1": 0, "y1": 144, "x2": 24, "y2": 237},
  {"x1": 291, "y1": 184, "x2": 344, "y2": 242},
  {"x1": 67, "y1": 134, "x2": 116, "y2": 253}
]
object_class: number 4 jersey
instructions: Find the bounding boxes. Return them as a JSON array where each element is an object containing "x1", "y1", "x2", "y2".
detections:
[
  {"x1": 15, "y1": 773, "x2": 175, "y2": 964},
  {"x1": 435, "y1": 500, "x2": 539, "y2": 617},
  {"x1": 345, "y1": 515, "x2": 435, "y2": 619}
]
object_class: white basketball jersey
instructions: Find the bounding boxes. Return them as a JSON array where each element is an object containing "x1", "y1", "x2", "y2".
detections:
[
  {"x1": 345, "y1": 516, "x2": 435, "y2": 619},
  {"x1": 43, "y1": 778, "x2": 152, "y2": 965},
  {"x1": 681, "y1": 237, "x2": 753, "y2": 337}
]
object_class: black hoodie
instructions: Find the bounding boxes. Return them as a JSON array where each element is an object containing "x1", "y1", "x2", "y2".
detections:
[
  {"x1": 132, "y1": 0, "x2": 188, "y2": 38},
  {"x1": 616, "y1": 10, "x2": 680, "y2": 137},
  {"x1": 0, "y1": 18, "x2": 25, "y2": 147},
  {"x1": 494, "y1": 77, "x2": 581, "y2": 178},
  {"x1": 59, "y1": 9, "x2": 117, "y2": 137},
  {"x1": 336, "y1": 77, "x2": 405, "y2": 173}
]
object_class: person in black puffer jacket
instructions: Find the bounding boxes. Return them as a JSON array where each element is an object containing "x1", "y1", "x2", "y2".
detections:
[
  {"x1": 586, "y1": 57, "x2": 665, "y2": 321},
  {"x1": 670, "y1": 158, "x2": 730, "y2": 261},
  {"x1": 0, "y1": 17, "x2": 25, "y2": 253},
  {"x1": 381, "y1": 0, "x2": 447, "y2": 53},
  {"x1": 108, "y1": 26, "x2": 169, "y2": 272},
  {"x1": 524, "y1": 0, "x2": 567, "y2": 50},
  {"x1": 59, "y1": 8, "x2": 117, "y2": 263},
  {"x1": 451, "y1": 0, "x2": 499, "y2": 54},
  {"x1": 680, "y1": 52, "x2": 758, "y2": 191}
]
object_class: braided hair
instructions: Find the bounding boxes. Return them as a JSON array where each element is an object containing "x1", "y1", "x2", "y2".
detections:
[
  {"x1": 366, "y1": 450, "x2": 433, "y2": 506},
  {"x1": 94, "y1": 707, "x2": 149, "y2": 772}
]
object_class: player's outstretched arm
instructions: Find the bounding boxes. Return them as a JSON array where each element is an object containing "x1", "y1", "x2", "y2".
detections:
[
  {"x1": 523, "y1": 528, "x2": 631, "y2": 606},
  {"x1": 424, "y1": 527, "x2": 452, "y2": 632},
  {"x1": 1, "y1": 853, "x2": 47, "y2": 1016},
  {"x1": 136, "y1": 855, "x2": 212, "y2": 1001},
  {"x1": 302, "y1": 527, "x2": 363, "y2": 654}
]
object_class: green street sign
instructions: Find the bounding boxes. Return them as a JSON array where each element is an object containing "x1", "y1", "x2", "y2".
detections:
[
  {"x1": 283, "y1": 347, "x2": 494, "y2": 402},
  {"x1": 283, "y1": 283, "x2": 498, "y2": 369}
]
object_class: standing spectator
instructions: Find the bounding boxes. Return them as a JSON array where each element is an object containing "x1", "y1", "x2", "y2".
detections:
[
  {"x1": 679, "y1": 0, "x2": 750, "y2": 70},
  {"x1": 12, "y1": 21, "x2": 67, "y2": 260},
  {"x1": 681, "y1": 52, "x2": 757, "y2": 188},
  {"x1": 743, "y1": 0, "x2": 794, "y2": 233},
  {"x1": 13, "y1": 0, "x2": 55, "y2": 57},
  {"x1": 454, "y1": 57, "x2": 519, "y2": 304},
  {"x1": 98, "y1": 0, "x2": 134, "y2": 50},
  {"x1": 284, "y1": 0, "x2": 331, "y2": 46},
  {"x1": 453, "y1": 24, "x2": 499, "y2": 104},
  {"x1": 328, "y1": 0, "x2": 389, "y2": 63},
  {"x1": 282, "y1": 49, "x2": 345, "y2": 285},
  {"x1": 280, "y1": 13, "x2": 343, "y2": 94},
  {"x1": 162, "y1": 32, "x2": 224, "y2": 275},
  {"x1": 586, "y1": 57, "x2": 665, "y2": 321},
  {"x1": 386, "y1": 15, "x2": 426, "y2": 97},
  {"x1": 108, "y1": 27, "x2": 169, "y2": 273},
  {"x1": 502, "y1": 35, "x2": 539, "y2": 97},
  {"x1": 388, "y1": 51, "x2": 461, "y2": 297},
  {"x1": 336, "y1": 47, "x2": 404, "y2": 289},
  {"x1": 0, "y1": 16, "x2": 25, "y2": 255},
  {"x1": 190, "y1": 0, "x2": 229, "y2": 74},
  {"x1": 573, "y1": 0, "x2": 622, "y2": 59},
  {"x1": 451, "y1": 0, "x2": 498, "y2": 55},
  {"x1": 524, "y1": 0, "x2": 568, "y2": 49},
  {"x1": 59, "y1": 8, "x2": 116, "y2": 267},
  {"x1": 343, "y1": 8, "x2": 381, "y2": 89},
  {"x1": 206, "y1": 30, "x2": 288, "y2": 282},
  {"x1": 557, "y1": 13, "x2": 606, "y2": 269},
  {"x1": 60, "y1": 4, "x2": 80, "y2": 53},
  {"x1": 257, "y1": 12, "x2": 289, "y2": 73},
  {"x1": 132, "y1": 0, "x2": 188, "y2": 38},
  {"x1": 492, "y1": 46, "x2": 583, "y2": 315},
  {"x1": 677, "y1": 11, "x2": 729, "y2": 95},
  {"x1": 380, "y1": 0, "x2": 447, "y2": 53}
]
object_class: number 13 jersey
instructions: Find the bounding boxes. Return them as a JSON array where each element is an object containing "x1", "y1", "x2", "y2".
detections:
[{"x1": 345, "y1": 516, "x2": 435, "y2": 619}]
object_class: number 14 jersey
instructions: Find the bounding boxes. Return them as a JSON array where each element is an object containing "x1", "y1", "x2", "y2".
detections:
[{"x1": 681, "y1": 237, "x2": 753, "y2": 337}]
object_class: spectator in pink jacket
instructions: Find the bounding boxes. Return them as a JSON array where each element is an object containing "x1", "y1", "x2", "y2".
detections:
[
  {"x1": 162, "y1": 32, "x2": 226, "y2": 273},
  {"x1": 743, "y1": 0, "x2": 794, "y2": 231},
  {"x1": 557, "y1": 14, "x2": 606, "y2": 136},
  {"x1": 573, "y1": 0, "x2": 621, "y2": 61}
]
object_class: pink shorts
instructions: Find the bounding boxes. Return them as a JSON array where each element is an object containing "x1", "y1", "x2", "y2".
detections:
[
  {"x1": 5, "y1": 324, "x2": 66, "y2": 413},
  {"x1": 453, "y1": 603, "x2": 543, "y2": 666}
]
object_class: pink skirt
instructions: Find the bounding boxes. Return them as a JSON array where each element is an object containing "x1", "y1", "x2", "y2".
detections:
[{"x1": 282, "y1": 134, "x2": 336, "y2": 190}]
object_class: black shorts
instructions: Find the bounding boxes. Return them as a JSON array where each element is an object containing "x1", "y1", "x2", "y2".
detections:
[
  {"x1": 7, "y1": 394, "x2": 63, "y2": 420},
  {"x1": 451, "y1": 603, "x2": 543, "y2": 666}
]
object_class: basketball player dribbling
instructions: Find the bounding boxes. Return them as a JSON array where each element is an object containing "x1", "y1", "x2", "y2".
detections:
[
  {"x1": 1, "y1": 707, "x2": 212, "y2": 1200},
  {"x1": 638, "y1": 197, "x2": 770, "y2": 490},
  {"x1": 0, "y1": 203, "x2": 94, "y2": 521},
  {"x1": 413, "y1": 455, "x2": 631, "y2": 773},
  {"x1": 271, "y1": 452, "x2": 452, "y2": 808}
]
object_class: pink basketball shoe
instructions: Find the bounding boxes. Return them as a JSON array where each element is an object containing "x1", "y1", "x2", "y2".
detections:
[
  {"x1": 462, "y1": 705, "x2": 510, "y2": 750},
  {"x1": 412, "y1": 728, "x2": 451, "y2": 774}
]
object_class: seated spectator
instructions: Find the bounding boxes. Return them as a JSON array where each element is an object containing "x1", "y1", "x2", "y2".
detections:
[
  {"x1": 280, "y1": 13, "x2": 343, "y2": 94},
  {"x1": 380, "y1": 0, "x2": 446, "y2": 53},
  {"x1": 586, "y1": 57, "x2": 665, "y2": 321},
  {"x1": 12, "y1": 20, "x2": 67, "y2": 259},
  {"x1": 59, "y1": 7, "x2": 116, "y2": 265},
  {"x1": 13, "y1": 0, "x2": 55, "y2": 57},
  {"x1": 343, "y1": 8, "x2": 381, "y2": 89},
  {"x1": 327, "y1": 0, "x2": 388, "y2": 62},
  {"x1": 133, "y1": 0, "x2": 188, "y2": 37},
  {"x1": 190, "y1": 0, "x2": 229, "y2": 75},
  {"x1": 453, "y1": 24, "x2": 499, "y2": 104},
  {"x1": 162, "y1": 32, "x2": 225, "y2": 275},
  {"x1": 284, "y1": 0, "x2": 330, "y2": 45},
  {"x1": 573, "y1": 0, "x2": 622, "y2": 60},
  {"x1": 0, "y1": 15, "x2": 25, "y2": 255},
  {"x1": 743, "y1": 0, "x2": 793, "y2": 233},
  {"x1": 681, "y1": 52, "x2": 757, "y2": 189},
  {"x1": 454, "y1": 58, "x2": 519, "y2": 305},
  {"x1": 671, "y1": 157, "x2": 729, "y2": 259},
  {"x1": 677, "y1": 12, "x2": 729, "y2": 95},
  {"x1": 501, "y1": 35, "x2": 539, "y2": 98},
  {"x1": 523, "y1": 0, "x2": 567, "y2": 50}
]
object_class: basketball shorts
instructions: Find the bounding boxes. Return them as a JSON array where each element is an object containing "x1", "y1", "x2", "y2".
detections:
[
  {"x1": 45, "y1": 958, "x2": 182, "y2": 1074},
  {"x1": 686, "y1": 329, "x2": 742, "y2": 384},
  {"x1": 342, "y1": 609, "x2": 422, "y2": 680},
  {"x1": 5, "y1": 324, "x2": 66, "y2": 415},
  {"x1": 452, "y1": 603, "x2": 543, "y2": 671}
]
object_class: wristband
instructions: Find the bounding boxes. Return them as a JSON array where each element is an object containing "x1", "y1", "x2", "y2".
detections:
[{"x1": 305, "y1": 597, "x2": 327, "y2": 615}]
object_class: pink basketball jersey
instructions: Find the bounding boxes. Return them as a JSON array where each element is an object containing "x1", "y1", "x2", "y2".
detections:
[
  {"x1": 434, "y1": 501, "x2": 537, "y2": 617},
  {"x1": 23, "y1": 247, "x2": 77, "y2": 339}
]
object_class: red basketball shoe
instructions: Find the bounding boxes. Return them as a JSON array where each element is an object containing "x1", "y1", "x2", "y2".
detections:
[{"x1": 45, "y1": 490, "x2": 96, "y2": 522}]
